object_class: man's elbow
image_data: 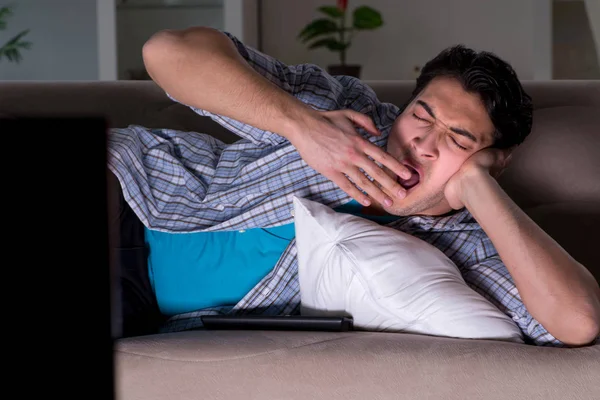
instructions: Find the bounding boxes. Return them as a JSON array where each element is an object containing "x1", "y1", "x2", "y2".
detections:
[
  {"x1": 143, "y1": 27, "x2": 221, "y2": 58},
  {"x1": 559, "y1": 313, "x2": 600, "y2": 347},
  {"x1": 556, "y1": 276, "x2": 600, "y2": 346},
  {"x1": 142, "y1": 29, "x2": 182, "y2": 74},
  {"x1": 142, "y1": 27, "x2": 225, "y2": 81}
]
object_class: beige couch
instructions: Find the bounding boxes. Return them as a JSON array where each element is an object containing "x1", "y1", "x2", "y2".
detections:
[{"x1": 1, "y1": 80, "x2": 599, "y2": 400}]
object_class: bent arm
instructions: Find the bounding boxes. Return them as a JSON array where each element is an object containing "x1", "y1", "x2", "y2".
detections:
[
  {"x1": 142, "y1": 27, "x2": 315, "y2": 144},
  {"x1": 461, "y1": 169, "x2": 600, "y2": 346}
]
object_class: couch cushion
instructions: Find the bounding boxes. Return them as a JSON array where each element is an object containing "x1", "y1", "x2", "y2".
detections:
[{"x1": 115, "y1": 330, "x2": 600, "y2": 400}]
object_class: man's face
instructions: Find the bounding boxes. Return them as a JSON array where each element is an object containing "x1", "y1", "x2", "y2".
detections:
[{"x1": 380, "y1": 76, "x2": 496, "y2": 216}]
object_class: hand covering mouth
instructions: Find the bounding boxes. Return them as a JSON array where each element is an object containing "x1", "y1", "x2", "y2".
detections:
[{"x1": 397, "y1": 164, "x2": 420, "y2": 190}]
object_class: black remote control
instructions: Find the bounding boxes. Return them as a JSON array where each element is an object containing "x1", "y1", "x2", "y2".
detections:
[{"x1": 200, "y1": 315, "x2": 353, "y2": 332}]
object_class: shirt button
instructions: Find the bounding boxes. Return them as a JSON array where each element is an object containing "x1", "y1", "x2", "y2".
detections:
[
  {"x1": 290, "y1": 210, "x2": 295, "y2": 217},
  {"x1": 239, "y1": 229, "x2": 246, "y2": 233}
]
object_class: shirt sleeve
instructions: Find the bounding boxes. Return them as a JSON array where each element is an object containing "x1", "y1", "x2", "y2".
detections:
[
  {"x1": 165, "y1": 30, "x2": 371, "y2": 147},
  {"x1": 339, "y1": 77, "x2": 401, "y2": 134},
  {"x1": 461, "y1": 234, "x2": 569, "y2": 347}
]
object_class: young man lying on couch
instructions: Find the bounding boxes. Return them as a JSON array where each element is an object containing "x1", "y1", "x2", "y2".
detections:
[{"x1": 108, "y1": 27, "x2": 600, "y2": 346}]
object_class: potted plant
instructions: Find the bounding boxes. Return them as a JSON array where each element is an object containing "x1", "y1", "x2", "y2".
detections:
[
  {"x1": 0, "y1": 5, "x2": 31, "y2": 63},
  {"x1": 297, "y1": 0, "x2": 383, "y2": 78}
]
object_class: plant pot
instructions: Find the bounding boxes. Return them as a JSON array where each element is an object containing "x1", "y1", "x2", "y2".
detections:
[{"x1": 327, "y1": 64, "x2": 362, "y2": 78}]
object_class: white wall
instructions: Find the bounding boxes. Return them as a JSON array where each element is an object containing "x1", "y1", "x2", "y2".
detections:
[
  {"x1": 534, "y1": 0, "x2": 553, "y2": 80},
  {"x1": 224, "y1": 0, "x2": 258, "y2": 48},
  {"x1": 98, "y1": 0, "x2": 117, "y2": 80},
  {"x1": 583, "y1": 0, "x2": 600, "y2": 64},
  {"x1": 260, "y1": 0, "x2": 552, "y2": 80},
  {"x1": 0, "y1": 0, "x2": 99, "y2": 81},
  {"x1": 116, "y1": 3, "x2": 224, "y2": 79}
]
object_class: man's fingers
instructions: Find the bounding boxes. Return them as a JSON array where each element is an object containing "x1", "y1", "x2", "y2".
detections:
[
  {"x1": 332, "y1": 173, "x2": 372, "y2": 206},
  {"x1": 359, "y1": 158, "x2": 407, "y2": 200},
  {"x1": 344, "y1": 110, "x2": 380, "y2": 136},
  {"x1": 363, "y1": 144, "x2": 412, "y2": 181},
  {"x1": 347, "y1": 169, "x2": 394, "y2": 207}
]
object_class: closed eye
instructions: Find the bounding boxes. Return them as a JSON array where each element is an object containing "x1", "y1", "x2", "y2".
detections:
[
  {"x1": 412, "y1": 113, "x2": 430, "y2": 123},
  {"x1": 413, "y1": 112, "x2": 468, "y2": 150},
  {"x1": 451, "y1": 136, "x2": 468, "y2": 151}
]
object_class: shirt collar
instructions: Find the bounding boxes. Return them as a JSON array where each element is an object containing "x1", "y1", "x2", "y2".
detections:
[{"x1": 386, "y1": 207, "x2": 480, "y2": 232}]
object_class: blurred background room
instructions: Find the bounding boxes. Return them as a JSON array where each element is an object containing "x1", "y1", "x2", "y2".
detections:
[{"x1": 0, "y1": 0, "x2": 598, "y2": 82}]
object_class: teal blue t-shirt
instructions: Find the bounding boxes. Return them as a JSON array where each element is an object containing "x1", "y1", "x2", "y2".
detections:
[{"x1": 145, "y1": 200, "x2": 399, "y2": 316}]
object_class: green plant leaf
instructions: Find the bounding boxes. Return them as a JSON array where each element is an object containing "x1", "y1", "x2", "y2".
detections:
[
  {"x1": 318, "y1": 6, "x2": 344, "y2": 18},
  {"x1": 0, "y1": 6, "x2": 32, "y2": 63},
  {"x1": 0, "y1": 6, "x2": 13, "y2": 20},
  {"x1": 353, "y1": 6, "x2": 383, "y2": 30},
  {"x1": 3, "y1": 29, "x2": 30, "y2": 47},
  {"x1": 307, "y1": 37, "x2": 348, "y2": 52},
  {"x1": 0, "y1": 29, "x2": 31, "y2": 63},
  {"x1": 0, "y1": 6, "x2": 14, "y2": 30},
  {"x1": 298, "y1": 18, "x2": 339, "y2": 42},
  {"x1": 0, "y1": 6, "x2": 13, "y2": 17},
  {"x1": 0, "y1": 46, "x2": 22, "y2": 63}
]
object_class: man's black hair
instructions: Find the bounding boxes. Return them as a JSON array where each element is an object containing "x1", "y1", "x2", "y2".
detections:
[{"x1": 408, "y1": 45, "x2": 533, "y2": 149}]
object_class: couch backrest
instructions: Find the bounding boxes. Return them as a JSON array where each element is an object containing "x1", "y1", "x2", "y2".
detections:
[
  {"x1": 1, "y1": 80, "x2": 598, "y2": 139},
  {"x1": 1, "y1": 80, "x2": 599, "y2": 278}
]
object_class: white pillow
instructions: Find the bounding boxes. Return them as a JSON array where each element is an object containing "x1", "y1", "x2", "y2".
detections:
[{"x1": 292, "y1": 196, "x2": 523, "y2": 343}]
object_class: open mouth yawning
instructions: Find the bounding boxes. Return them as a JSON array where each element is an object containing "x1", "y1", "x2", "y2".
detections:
[{"x1": 397, "y1": 164, "x2": 421, "y2": 190}]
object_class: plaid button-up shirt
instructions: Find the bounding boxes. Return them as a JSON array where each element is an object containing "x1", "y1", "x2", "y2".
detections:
[{"x1": 107, "y1": 31, "x2": 563, "y2": 346}]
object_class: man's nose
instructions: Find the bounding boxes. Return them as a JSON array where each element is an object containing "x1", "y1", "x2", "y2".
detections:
[{"x1": 412, "y1": 128, "x2": 440, "y2": 161}]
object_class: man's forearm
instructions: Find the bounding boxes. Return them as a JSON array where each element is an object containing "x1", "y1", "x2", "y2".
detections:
[
  {"x1": 142, "y1": 27, "x2": 312, "y2": 142},
  {"x1": 460, "y1": 170, "x2": 600, "y2": 345}
]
